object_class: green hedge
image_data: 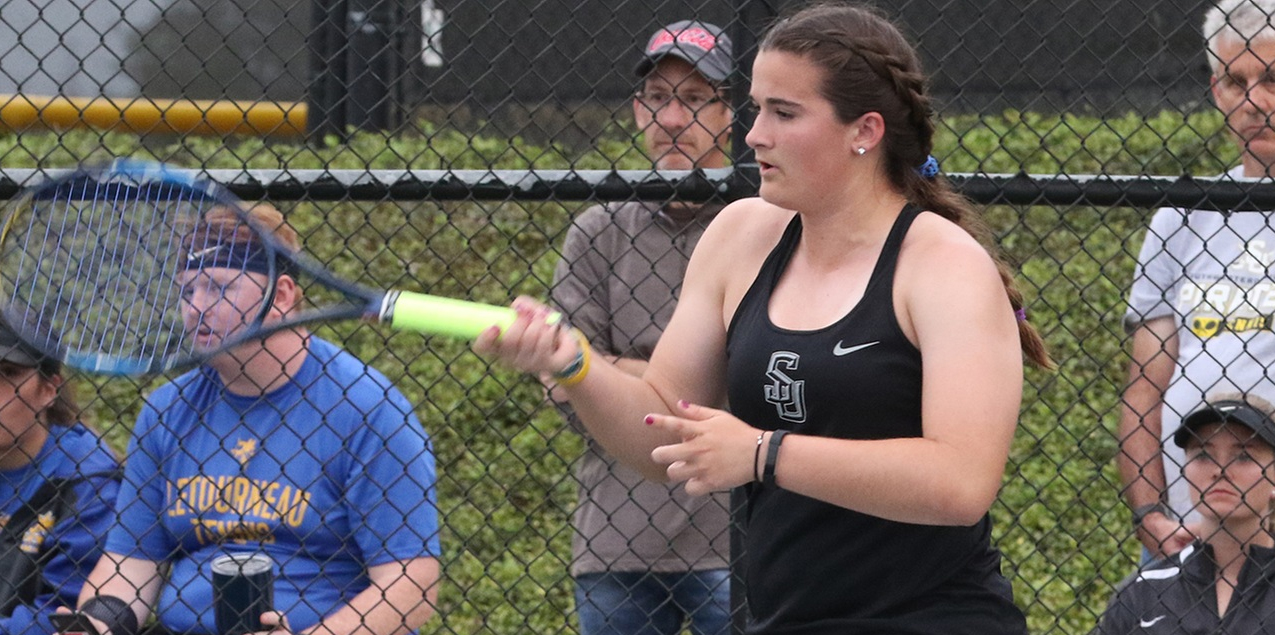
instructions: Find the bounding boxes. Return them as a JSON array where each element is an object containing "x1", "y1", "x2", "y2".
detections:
[{"x1": 0, "y1": 109, "x2": 1237, "y2": 633}]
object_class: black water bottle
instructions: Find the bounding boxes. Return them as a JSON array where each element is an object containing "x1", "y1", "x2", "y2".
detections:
[{"x1": 212, "y1": 553, "x2": 275, "y2": 635}]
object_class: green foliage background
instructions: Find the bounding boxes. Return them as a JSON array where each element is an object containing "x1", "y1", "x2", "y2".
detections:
[{"x1": 0, "y1": 109, "x2": 1241, "y2": 634}]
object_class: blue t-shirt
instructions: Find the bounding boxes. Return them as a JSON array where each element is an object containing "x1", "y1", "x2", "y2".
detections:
[
  {"x1": 0, "y1": 424, "x2": 120, "y2": 635},
  {"x1": 105, "y1": 338, "x2": 441, "y2": 635}
]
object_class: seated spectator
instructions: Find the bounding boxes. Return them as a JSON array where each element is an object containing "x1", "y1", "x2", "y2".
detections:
[
  {"x1": 1095, "y1": 391, "x2": 1275, "y2": 634},
  {"x1": 0, "y1": 316, "x2": 119, "y2": 635},
  {"x1": 73, "y1": 204, "x2": 440, "y2": 635}
]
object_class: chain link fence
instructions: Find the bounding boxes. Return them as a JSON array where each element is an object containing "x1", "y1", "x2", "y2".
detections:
[{"x1": 1, "y1": 0, "x2": 1272, "y2": 633}]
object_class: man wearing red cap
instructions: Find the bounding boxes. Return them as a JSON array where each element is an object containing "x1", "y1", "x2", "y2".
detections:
[{"x1": 549, "y1": 19, "x2": 733, "y2": 635}]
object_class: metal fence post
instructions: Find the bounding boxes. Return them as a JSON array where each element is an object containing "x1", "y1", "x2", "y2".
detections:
[
  {"x1": 308, "y1": 0, "x2": 349, "y2": 140},
  {"x1": 346, "y1": 0, "x2": 395, "y2": 131}
]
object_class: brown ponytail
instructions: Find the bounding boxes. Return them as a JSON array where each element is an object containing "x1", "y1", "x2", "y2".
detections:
[
  {"x1": 40, "y1": 374, "x2": 81, "y2": 427},
  {"x1": 761, "y1": 2, "x2": 1054, "y2": 369},
  {"x1": 33, "y1": 371, "x2": 111, "y2": 456}
]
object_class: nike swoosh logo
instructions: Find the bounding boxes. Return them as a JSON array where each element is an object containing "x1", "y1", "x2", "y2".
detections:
[
  {"x1": 1139, "y1": 616, "x2": 1166, "y2": 627},
  {"x1": 187, "y1": 245, "x2": 224, "y2": 261},
  {"x1": 833, "y1": 341, "x2": 880, "y2": 356}
]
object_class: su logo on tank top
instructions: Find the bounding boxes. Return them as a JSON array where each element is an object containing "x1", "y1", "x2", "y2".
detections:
[{"x1": 763, "y1": 351, "x2": 806, "y2": 423}]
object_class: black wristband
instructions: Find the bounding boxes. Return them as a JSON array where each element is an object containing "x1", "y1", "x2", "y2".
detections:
[
  {"x1": 753, "y1": 433, "x2": 766, "y2": 483},
  {"x1": 1131, "y1": 503, "x2": 1172, "y2": 528},
  {"x1": 81, "y1": 596, "x2": 139, "y2": 635},
  {"x1": 763, "y1": 429, "x2": 789, "y2": 487}
]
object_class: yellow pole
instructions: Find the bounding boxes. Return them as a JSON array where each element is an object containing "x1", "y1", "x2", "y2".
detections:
[{"x1": 0, "y1": 94, "x2": 307, "y2": 138}]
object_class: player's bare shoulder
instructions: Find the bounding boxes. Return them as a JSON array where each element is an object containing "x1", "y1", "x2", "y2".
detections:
[
  {"x1": 900, "y1": 210, "x2": 1000, "y2": 276},
  {"x1": 684, "y1": 198, "x2": 794, "y2": 321},
  {"x1": 895, "y1": 210, "x2": 1011, "y2": 334},
  {"x1": 693, "y1": 197, "x2": 793, "y2": 287}
]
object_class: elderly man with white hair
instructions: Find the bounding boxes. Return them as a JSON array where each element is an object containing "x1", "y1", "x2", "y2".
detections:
[{"x1": 1120, "y1": 0, "x2": 1275, "y2": 563}]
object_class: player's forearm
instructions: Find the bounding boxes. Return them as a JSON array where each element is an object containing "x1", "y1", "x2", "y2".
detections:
[
  {"x1": 770, "y1": 434, "x2": 1010, "y2": 526},
  {"x1": 1118, "y1": 383, "x2": 1169, "y2": 508},
  {"x1": 563, "y1": 359, "x2": 684, "y2": 480},
  {"x1": 302, "y1": 559, "x2": 438, "y2": 635},
  {"x1": 79, "y1": 554, "x2": 162, "y2": 630},
  {"x1": 1118, "y1": 320, "x2": 1177, "y2": 508},
  {"x1": 548, "y1": 355, "x2": 649, "y2": 435},
  {"x1": 610, "y1": 356, "x2": 649, "y2": 377}
]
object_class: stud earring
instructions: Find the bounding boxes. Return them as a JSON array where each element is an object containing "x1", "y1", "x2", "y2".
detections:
[{"x1": 856, "y1": 147, "x2": 866, "y2": 155}]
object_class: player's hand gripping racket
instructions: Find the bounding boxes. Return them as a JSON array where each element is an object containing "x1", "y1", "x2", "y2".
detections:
[{"x1": 0, "y1": 159, "x2": 529, "y2": 375}]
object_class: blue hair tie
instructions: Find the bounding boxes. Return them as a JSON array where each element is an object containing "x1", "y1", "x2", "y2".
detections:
[{"x1": 915, "y1": 155, "x2": 939, "y2": 179}]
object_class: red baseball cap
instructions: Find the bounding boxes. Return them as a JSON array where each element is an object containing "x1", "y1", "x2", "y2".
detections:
[{"x1": 635, "y1": 20, "x2": 733, "y2": 83}]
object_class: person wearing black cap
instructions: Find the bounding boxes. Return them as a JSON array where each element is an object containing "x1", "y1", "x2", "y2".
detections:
[
  {"x1": 1095, "y1": 392, "x2": 1275, "y2": 634},
  {"x1": 546, "y1": 18, "x2": 733, "y2": 635},
  {"x1": 0, "y1": 316, "x2": 119, "y2": 635}
]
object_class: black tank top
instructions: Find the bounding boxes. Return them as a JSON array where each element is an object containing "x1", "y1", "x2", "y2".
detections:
[{"x1": 726, "y1": 206, "x2": 1026, "y2": 634}]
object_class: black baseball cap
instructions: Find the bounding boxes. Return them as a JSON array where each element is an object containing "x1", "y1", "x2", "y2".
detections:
[
  {"x1": 634, "y1": 20, "x2": 733, "y2": 84},
  {"x1": 1173, "y1": 393, "x2": 1275, "y2": 448},
  {"x1": 0, "y1": 314, "x2": 61, "y2": 375}
]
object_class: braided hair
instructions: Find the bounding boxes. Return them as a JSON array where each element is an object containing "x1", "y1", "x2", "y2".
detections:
[{"x1": 760, "y1": 2, "x2": 1053, "y2": 369}]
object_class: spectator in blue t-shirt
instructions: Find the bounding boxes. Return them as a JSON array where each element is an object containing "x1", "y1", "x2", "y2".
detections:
[
  {"x1": 74, "y1": 204, "x2": 441, "y2": 635},
  {"x1": 0, "y1": 316, "x2": 118, "y2": 635}
]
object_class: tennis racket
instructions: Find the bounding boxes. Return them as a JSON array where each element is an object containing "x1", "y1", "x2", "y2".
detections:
[{"x1": 0, "y1": 159, "x2": 530, "y2": 376}]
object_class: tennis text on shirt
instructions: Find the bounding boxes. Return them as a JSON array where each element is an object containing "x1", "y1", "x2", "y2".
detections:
[{"x1": 166, "y1": 474, "x2": 312, "y2": 545}]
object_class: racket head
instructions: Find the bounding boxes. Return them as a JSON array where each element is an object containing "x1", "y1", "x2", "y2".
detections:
[{"x1": 0, "y1": 159, "x2": 291, "y2": 376}]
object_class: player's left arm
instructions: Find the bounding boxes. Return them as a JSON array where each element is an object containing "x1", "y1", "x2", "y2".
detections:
[
  {"x1": 763, "y1": 223, "x2": 1022, "y2": 525},
  {"x1": 294, "y1": 557, "x2": 439, "y2": 635}
]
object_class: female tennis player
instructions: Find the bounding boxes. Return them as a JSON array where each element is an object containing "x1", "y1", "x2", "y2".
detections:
[{"x1": 476, "y1": 2, "x2": 1050, "y2": 632}]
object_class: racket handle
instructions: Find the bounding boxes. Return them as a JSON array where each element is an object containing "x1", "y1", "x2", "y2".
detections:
[{"x1": 383, "y1": 291, "x2": 561, "y2": 339}]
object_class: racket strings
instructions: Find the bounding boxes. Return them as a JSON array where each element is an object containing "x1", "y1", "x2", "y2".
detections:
[
  {"x1": 77, "y1": 177, "x2": 129, "y2": 360},
  {"x1": 12, "y1": 177, "x2": 141, "y2": 363},
  {"x1": 6, "y1": 184, "x2": 82, "y2": 353},
  {"x1": 61, "y1": 177, "x2": 162, "y2": 363},
  {"x1": 137, "y1": 183, "x2": 205, "y2": 362},
  {"x1": 0, "y1": 171, "x2": 258, "y2": 370}
]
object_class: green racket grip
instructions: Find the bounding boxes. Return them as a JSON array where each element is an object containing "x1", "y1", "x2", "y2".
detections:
[{"x1": 382, "y1": 291, "x2": 562, "y2": 339}]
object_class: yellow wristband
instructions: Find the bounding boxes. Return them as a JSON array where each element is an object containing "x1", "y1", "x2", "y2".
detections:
[{"x1": 553, "y1": 329, "x2": 592, "y2": 387}]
